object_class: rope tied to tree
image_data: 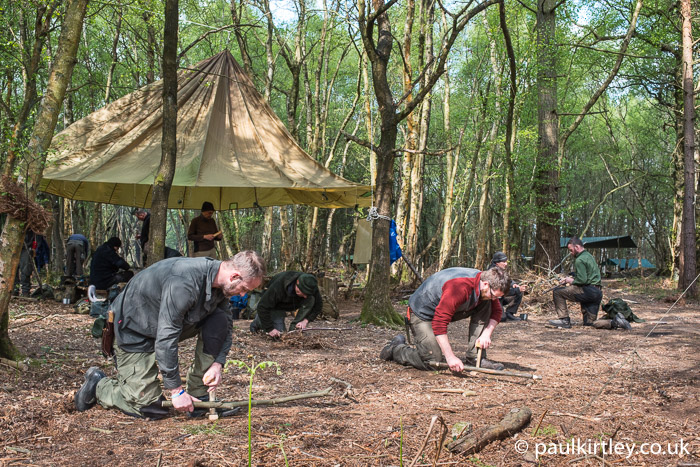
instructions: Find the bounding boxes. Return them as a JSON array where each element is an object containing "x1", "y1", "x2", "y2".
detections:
[{"x1": 366, "y1": 206, "x2": 391, "y2": 223}]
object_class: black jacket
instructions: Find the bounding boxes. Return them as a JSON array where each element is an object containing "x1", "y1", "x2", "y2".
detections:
[
  {"x1": 90, "y1": 242, "x2": 131, "y2": 289},
  {"x1": 257, "y1": 271, "x2": 323, "y2": 331}
]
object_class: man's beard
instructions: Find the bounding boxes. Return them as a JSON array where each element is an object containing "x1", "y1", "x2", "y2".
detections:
[{"x1": 222, "y1": 278, "x2": 242, "y2": 297}]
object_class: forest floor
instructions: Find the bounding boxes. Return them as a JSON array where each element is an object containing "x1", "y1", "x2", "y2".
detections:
[{"x1": 1, "y1": 276, "x2": 699, "y2": 466}]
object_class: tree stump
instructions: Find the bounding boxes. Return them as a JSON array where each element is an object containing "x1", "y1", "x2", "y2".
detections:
[
  {"x1": 446, "y1": 407, "x2": 532, "y2": 455},
  {"x1": 319, "y1": 276, "x2": 339, "y2": 319}
]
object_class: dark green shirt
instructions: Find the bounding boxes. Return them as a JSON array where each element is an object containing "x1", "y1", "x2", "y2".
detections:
[{"x1": 572, "y1": 250, "x2": 601, "y2": 286}]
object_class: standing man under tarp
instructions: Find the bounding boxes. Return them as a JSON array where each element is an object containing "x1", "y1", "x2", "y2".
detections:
[
  {"x1": 187, "y1": 201, "x2": 222, "y2": 258},
  {"x1": 74, "y1": 251, "x2": 266, "y2": 419}
]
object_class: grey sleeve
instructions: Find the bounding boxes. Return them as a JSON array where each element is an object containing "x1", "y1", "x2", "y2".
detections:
[{"x1": 155, "y1": 280, "x2": 197, "y2": 389}]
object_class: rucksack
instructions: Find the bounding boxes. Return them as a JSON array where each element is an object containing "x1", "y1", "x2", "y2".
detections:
[{"x1": 601, "y1": 298, "x2": 645, "y2": 323}]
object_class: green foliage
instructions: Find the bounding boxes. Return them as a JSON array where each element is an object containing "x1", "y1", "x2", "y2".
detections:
[
  {"x1": 225, "y1": 357, "x2": 281, "y2": 467},
  {"x1": 183, "y1": 422, "x2": 224, "y2": 436},
  {"x1": 532, "y1": 424, "x2": 558, "y2": 437}
]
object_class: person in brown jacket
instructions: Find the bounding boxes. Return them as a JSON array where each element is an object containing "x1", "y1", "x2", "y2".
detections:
[{"x1": 188, "y1": 202, "x2": 222, "y2": 258}]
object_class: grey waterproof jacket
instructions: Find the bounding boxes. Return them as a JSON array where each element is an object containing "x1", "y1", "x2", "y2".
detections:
[{"x1": 112, "y1": 257, "x2": 232, "y2": 389}]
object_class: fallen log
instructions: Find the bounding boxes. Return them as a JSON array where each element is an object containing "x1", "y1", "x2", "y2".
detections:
[
  {"x1": 447, "y1": 407, "x2": 532, "y2": 455},
  {"x1": 162, "y1": 387, "x2": 333, "y2": 409},
  {"x1": 0, "y1": 357, "x2": 28, "y2": 371},
  {"x1": 428, "y1": 361, "x2": 542, "y2": 380}
]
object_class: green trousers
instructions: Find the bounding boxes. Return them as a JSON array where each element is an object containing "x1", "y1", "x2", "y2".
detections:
[
  {"x1": 95, "y1": 327, "x2": 215, "y2": 416},
  {"x1": 392, "y1": 300, "x2": 492, "y2": 371}
]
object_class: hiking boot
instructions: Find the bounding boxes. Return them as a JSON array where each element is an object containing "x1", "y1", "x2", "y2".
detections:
[
  {"x1": 139, "y1": 397, "x2": 171, "y2": 420},
  {"x1": 611, "y1": 312, "x2": 631, "y2": 330},
  {"x1": 379, "y1": 334, "x2": 406, "y2": 361},
  {"x1": 75, "y1": 367, "x2": 106, "y2": 411},
  {"x1": 464, "y1": 357, "x2": 505, "y2": 371},
  {"x1": 504, "y1": 311, "x2": 522, "y2": 322},
  {"x1": 547, "y1": 317, "x2": 571, "y2": 329}
]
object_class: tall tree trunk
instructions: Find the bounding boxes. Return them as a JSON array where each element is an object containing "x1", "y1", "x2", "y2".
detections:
[
  {"x1": 147, "y1": 0, "x2": 178, "y2": 266},
  {"x1": 474, "y1": 12, "x2": 503, "y2": 269},
  {"x1": 533, "y1": 0, "x2": 561, "y2": 272},
  {"x1": 0, "y1": 0, "x2": 88, "y2": 358},
  {"x1": 144, "y1": 12, "x2": 157, "y2": 84},
  {"x1": 104, "y1": 4, "x2": 123, "y2": 102},
  {"x1": 358, "y1": 0, "x2": 402, "y2": 325},
  {"x1": 406, "y1": 0, "x2": 433, "y2": 268},
  {"x1": 280, "y1": 207, "x2": 292, "y2": 269},
  {"x1": 678, "y1": 0, "x2": 697, "y2": 296},
  {"x1": 357, "y1": 0, "x2": 498, "y2": 324},
  {"x1": 230, "y1": 0, "x2": 253, "y2": 76},
  {"x1": 3, "y1": 3, "x2": 57, "y2": 178},
  {"x1": 261, "y1": 207, "x2": 274, "y2": 260},
  {"x1": 395, "y1": 0, "x2": 417, "y2": 249},
  {"x1": 500, "y1": 0, "x2": 518, "y2": 258},
  {"x1": 51, "y1": 195, "x2": 65, "y2": 274}
]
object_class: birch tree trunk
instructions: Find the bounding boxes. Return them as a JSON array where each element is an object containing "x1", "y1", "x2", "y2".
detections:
[
  {"x1": 395, "y1": 0, "x2": 417, "y2": 252},
  {"x1": 474, "y1": 12, "x2": 503, "y2": 269},
  {"x1": 0, "y1": 0, "x2": 88, "y2": 358},
  {"x1": 3, "y1": 3, "x2": 58, "y2": 178},
  {"x1": 678, "y1": 0, "x2": 697, "y2": 296}
]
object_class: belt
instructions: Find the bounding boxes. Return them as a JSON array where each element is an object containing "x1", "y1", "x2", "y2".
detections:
[{"x1": 590, "y1": 284, "x2": 602, "y2": 289}]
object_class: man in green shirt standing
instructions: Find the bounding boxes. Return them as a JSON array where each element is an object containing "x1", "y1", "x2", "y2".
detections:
[{"x1": 548, "y1": 237, "x2": 602, "y2": 329}]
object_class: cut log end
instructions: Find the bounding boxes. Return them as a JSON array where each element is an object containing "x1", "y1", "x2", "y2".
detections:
[{"x1": 446, "y1": 406, "x2": 532, "y2": 455}]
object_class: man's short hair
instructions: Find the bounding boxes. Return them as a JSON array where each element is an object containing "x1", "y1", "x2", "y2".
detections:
[
  {"x1": 567, "y1": 237, "x2": 584, "y2": 248},
  {"x1": 480, "y1": 267, "x2": 511, "y2": 294},
  {"x1": 226, "y1": 250, "x2": 266, "y2": 280},
  {"x1": 134, "y1": 209, "x2": 149, "y2": 216}
]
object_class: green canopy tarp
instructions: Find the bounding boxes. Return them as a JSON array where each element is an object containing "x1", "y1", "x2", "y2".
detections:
[{"x1": 39, "y1": 50, "x2": 371, "y2": 210}]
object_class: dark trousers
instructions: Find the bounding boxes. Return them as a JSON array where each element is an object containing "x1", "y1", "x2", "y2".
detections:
[
  {"x1": 14, "y1": 249, "x2": 32, "y2": 295},
  {"x1": 500, "y1": 287, "x2": 523, "y2": 316},
  {"x1": 553, "y1": 285, "x2": 602, "y2": 319},
  {"x1": 66, "y1": 241, "x2": 84, "y2": 276}
]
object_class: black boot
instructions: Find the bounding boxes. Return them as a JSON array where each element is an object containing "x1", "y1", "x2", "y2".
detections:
[
  {"x1": 379, "y1": 335, "x2": 406, "y2": 361},
  {"x1": 464, "y1": 356, "x2": 505, "y2": 371},
  {"x1": 547, "y1": 317, "x2": 571, "y2": 329},
  {"x1": 139, "y1": 396, "x2": 171, "y2": 420},
  {"x1": 505, "y1": 311, "x2": 522, "y2": 321},
  {"x1": 74, "y1": 367, "x2": 106, "y2": 411},
  {"x1": 611, "y1": 312, "x2": 631, "y2": 330}
]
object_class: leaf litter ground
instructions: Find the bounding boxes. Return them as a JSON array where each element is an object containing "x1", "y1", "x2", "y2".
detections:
[{"x1": 1, "y1": 278, "x2": 698, "y2": 466}]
